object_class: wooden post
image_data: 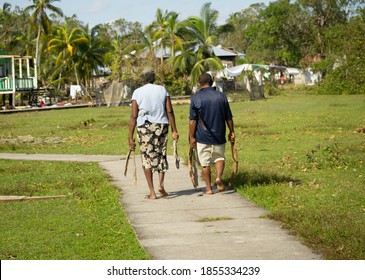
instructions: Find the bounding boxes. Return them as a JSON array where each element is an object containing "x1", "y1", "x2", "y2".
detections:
[
  {"x1": 11, "y1": 56, "x2": 15, "y2": 107},
  {"x1": 33, "y1": 58, "x2": 38, "y2": 89}
]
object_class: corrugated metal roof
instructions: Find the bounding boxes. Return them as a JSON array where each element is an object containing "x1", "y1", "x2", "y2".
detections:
[{"x1": 212, "y1": 46, "x2": 239, "y2": 57}]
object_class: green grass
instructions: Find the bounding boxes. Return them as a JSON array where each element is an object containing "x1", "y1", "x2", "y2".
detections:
[
  {"x1": 0, "y1": 160, "x2": 150, "y2": 260},
  {"x1": 1, "y1": 93, "x2": 365, "y2": 259},
  {"x1": 230, "y1": 94, "x2": 365, "y2": 259}
]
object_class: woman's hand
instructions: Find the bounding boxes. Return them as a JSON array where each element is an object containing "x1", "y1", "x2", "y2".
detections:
[
  {"x1": 172, "y1": 131, "x2": 179, "y2": 141},
  {"x1": 129, "y1": 138, "x2": 136, "y2": 151}
]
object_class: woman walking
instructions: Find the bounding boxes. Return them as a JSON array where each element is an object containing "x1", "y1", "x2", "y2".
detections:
[{"x1": 128, "y1": 68, "x2": 179, "y2": 199}]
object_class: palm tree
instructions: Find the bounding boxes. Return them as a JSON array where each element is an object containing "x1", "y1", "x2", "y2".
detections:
[
  {"x1": 147, "y1": 9, "x2": 187, "y2": 66},
  {"x1": 164, "y1": 12, "x2": 186, "y2": 59},
  {"x1": 24, "y1": 0, "x2": 63, "y2": 87},
  {"x1": 76, "y1": 24, "x2": 112, "y2": 88},
  {"x1": 146, "y1": 8, "x2": 174, "y2": 65},
  {"x1": 186, "y1": 2, "x2": 218, "y2": 56},
  {"x1": 174, "y1": 2, "x2": 224, "y2": 82},
  {"x1": 138, "y1": 26, "x2": 160, "y2": 68},
  {"x1": 47, "y1": 20, "x2": 88, "y2": 86}
]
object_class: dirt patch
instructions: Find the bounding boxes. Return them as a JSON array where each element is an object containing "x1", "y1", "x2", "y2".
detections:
[{"x1": 0, "y1": 135, "x2": 65, "y2": 145}]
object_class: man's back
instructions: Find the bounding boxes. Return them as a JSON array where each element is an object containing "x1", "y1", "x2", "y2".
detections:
[{"x1": 190, "y1": 87, "x2": 232, "y2": 145}]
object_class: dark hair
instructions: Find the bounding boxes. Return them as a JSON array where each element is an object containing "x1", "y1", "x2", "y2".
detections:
[
  {"x1": 141, "y1": 68, "x2": 155, "y2": 83},
  {"x1": 198, "y1": 73, "x2": 214, "y2": 86}
]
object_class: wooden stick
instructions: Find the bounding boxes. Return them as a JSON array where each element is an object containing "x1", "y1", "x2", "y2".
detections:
[{"x1": 0, "y1": 195, "x2": 67, "y2": 203}]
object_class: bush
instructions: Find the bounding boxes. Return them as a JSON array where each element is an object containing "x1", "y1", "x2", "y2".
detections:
[
  {"x1": 315, "y1": 60, "x2": 365, "y2": 95},
  {"x1": 156, "y1": 67, "x2": 193, "y2": 96}
]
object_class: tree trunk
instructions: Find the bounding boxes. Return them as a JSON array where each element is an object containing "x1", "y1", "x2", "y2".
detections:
[{"x1": 74, "y1": 65, "x2": 80, "y2": 85}]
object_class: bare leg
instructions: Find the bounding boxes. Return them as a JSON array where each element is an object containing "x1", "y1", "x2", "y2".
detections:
[
  {"x1": 158, "y1": 171, "x2": 168, "y2": 197},
  {"x1": 143, "y1": 168, "x2": 157, "y2": 199},
  {"x1": 215, "y1": 160, "x2": 225, "y2": 191},
  {"x1": 201, "y1": 166, "x2": 213, "y2": 194}
]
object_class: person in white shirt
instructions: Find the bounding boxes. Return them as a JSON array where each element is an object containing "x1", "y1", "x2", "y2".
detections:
[{"x1": 128, "y1": 67, "x2": 179, "y2": 199}]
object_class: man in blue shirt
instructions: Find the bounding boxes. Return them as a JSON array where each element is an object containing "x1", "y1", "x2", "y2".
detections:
[{"x1": 189, "y1": 72, "x2": 235, "y2": 194}]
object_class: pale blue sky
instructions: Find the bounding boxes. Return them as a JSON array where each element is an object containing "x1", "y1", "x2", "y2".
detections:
[{"x1": 8, "y1": 0, "x2": 271, "y2": 27}]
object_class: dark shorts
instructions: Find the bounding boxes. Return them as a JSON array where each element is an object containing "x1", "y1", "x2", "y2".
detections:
[{"x1": 137, "y1": 121, "x2": 169, "y2": 172}]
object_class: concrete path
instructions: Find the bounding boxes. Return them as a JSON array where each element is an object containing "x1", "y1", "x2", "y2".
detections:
[{"x1": 0, "y1": 153, "x2": 320, "y2": 260}]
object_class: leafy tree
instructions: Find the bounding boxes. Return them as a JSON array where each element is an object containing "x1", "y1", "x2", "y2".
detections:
[
  {"x1": 244, "y1": 0, "x2": 303, "y2": 66},
  {"x1": 108, "y1": 19, "x2": 143, "y2": 45},
  {"x1": 105, "y1": 19, "x2": 145, "y2": 83},
  {"x1": 0, "y1": 3, "x2": 33, "y2": 55},
  {"x1": 0, "y1": 3, "x2": 14, "y2": 50},
  {"x1": 220, "y1": 3, "x2": 266, "y2": 54},
  {"x1": 315, "y1": 16, "x2": 365, "y2": 94},
  {"x1": 109, "y1": 30, "x2": 142, "y2": 84},
  {"x1": 297, "y1": 0, "x2": 365, "y2": 70}
]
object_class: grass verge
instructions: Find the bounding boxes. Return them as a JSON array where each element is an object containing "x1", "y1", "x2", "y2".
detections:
[{"x1": 0, "y1": 160, "x2": 150, "y2": 260}]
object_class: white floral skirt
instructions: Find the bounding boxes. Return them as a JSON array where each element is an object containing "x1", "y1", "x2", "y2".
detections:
[{"x1": 137, "y1": 121, "x2": 169, "y2": 172}]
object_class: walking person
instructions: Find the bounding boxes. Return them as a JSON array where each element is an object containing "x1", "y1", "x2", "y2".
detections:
[
  {"x1": 189, "y1": 72, "x2": 235, "y2": 195},
  {"x1": 128, "y1": 68, "x2": 179, "y2": 199}
]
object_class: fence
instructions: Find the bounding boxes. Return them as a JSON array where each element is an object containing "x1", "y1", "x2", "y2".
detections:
[{"x1": 0, "y1": 77, "x2": 34, "y2": 91}]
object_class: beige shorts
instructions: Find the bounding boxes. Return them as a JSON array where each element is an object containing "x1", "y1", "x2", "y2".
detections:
[{"x1": 196, "y1": 143, "x2": 226, "y2": 166}]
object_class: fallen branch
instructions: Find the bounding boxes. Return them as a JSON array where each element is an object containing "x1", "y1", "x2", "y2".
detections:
[{"x1": 0, "y1": 195, "x2": 67, "y2": 203}]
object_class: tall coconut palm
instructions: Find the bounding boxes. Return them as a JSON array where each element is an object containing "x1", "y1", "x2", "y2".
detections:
[
  {"x1": 164, "y1": 12, "x2": 186, "y2": 59},
  {"x1": 77, "y1": 24, "x2": 112, "y2": 88},
  {"x1": 148, "y1": 9, "x2": 186, "y2": 66},
  {"x1": 186, "y1": 2, "x2": 218, "y2": 57},
  {"x1": 24, "y1": 0, "x2": 63, "y2": 87},
  {"x1": 147, "y1": 8, "x2": 174, "y2": 65},
  {"x1": 47, "y1": 20, "x2": 88, "y2": 85},
  {"x1": 175, "y1": 2, "x2": 224, "y2": 82}
]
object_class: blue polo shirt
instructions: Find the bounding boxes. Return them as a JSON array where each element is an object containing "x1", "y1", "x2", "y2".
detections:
[{"x1": 189, "y1": 87, "x2": 233, "y2": 145}]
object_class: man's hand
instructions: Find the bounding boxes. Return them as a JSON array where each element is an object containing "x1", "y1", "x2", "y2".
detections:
[
  {"x1": 228, "y1": 131, "x2": 235, "y2": 143},
  {"x1": 189, "y1": 136, "x2": 197, "y2": 149}
]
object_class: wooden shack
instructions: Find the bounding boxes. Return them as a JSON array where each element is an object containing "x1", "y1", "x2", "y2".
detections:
[{"x1": 0, "y1": 51, "x2": 38, "y2": 107}]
